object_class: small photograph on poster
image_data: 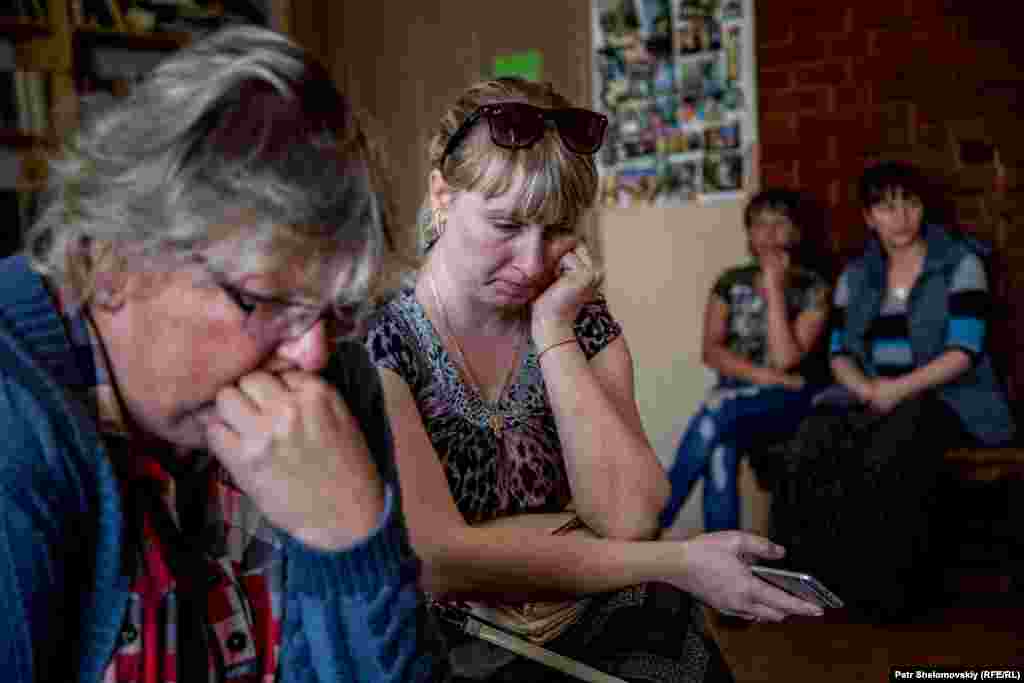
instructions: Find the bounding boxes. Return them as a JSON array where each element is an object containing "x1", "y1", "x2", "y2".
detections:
[
  {"x1": 703, "y1": 151, "x2": 743, "y2": 193},
  {"x1": 658, "y1": 124, "x2": 704, "y2": 155},
  {"x1": 720, "y1": 86, "x2": 745, "y2": 114},
  {"x1": 723, "y1": 23, "x2": 742, "y2": 85},
  {"x1": 613, "y1": 98, "x2": 658, "y2": 160},
  {"x1": 652, "y1": 54, "x2": 676, "y2": 94},
  {"x1": 594, "y1": 0, "x2": 651, "y2": 108},
  {"x1": 672, "y1": 18, "x2": 699, "y2": 55},
  {"x1": 594, "y1": 0, "x2": 642, "y2": 51},
  {"x1": 675, "y1": 0, "x2": 720, "y2": 19},
  {"x1": 698, "y1": 94, "x2": 726, "y2": 124},
  {"x1": 676, "y1": 96, "x2": 699, "y2": 125},
  {"x1": 673, "y1": 14, "x2": 721, "y2": 54},
  {"x1": 594, "y1": 0, "x2": 665, "y2": 69},
  {"x1": 598, "y1": 173, "x2": 621, "y2": 208},
  {"x1": 656, "y1": 154, "x2": 703, "y2": 203},
  {"x1": 700, "y1": 54, "x2": 726, "y2": 99},
  {"x1": 620, "y1": 134, "x2": 658, "y2": 160},
  {"x1": 705, "y1": 121, "x2": 741, "y2": 151},
  {"x1": 615, "y1": 97, "x2": 653, "y2": 139},
  {"x1": 704, "y1": 15, "x2": 723, "y2": 52},
  {"x1": 616, "y1": 156, "x2": 660, "y2": 206},
  {"x1": 599, "y1": 130, "x2": 623, "y2": 168},
  {"x1": 676, "y1": 55, "x2": 711, "y2": 98},
  {"x1": 653, "y1": 92, "x2": 680, "y2": 127},
  {"x1": 637, "y1": 0, "x2": 673, "y2": 47},
  {"x1": 623, "y1": 61, "x2": 654, "y2": 99},
  {"x1": 722, "y1": 0, "x2": 743, "y2": 20},
  {"x1": 596, "y1": 50, "x2": 630, "y2": 112}
]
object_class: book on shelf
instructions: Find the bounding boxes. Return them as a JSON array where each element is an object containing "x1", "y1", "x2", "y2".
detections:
[
  {"x1": 69, "y1": 0, "x2": 83, "y2": 26},
  {"x1": 26, "y1": 69, "x2": 47, "y2": 135},
  {"x1": 78, "y1": 71, "x2": 132, "y2": 98},
  {"x1": 12, "y1": 69, "x2": 48, "y2": 136},
  {"x1": 0, "y1": 188, "x2": 40, "y2": 258},
  {"x1": 0, "y1": 188, "x2": 22, "y2": 257},
  {"x1": 13, "y1": 68, "x2": 29, "y2": 132},
  {"x1": 78, "y1": 0, "x2": 115, "y2": 28},
  {"x1": 105, "y1": 0, "x2": 125, "y2": 29},
  {"x1": 69, "y1": 1, "x2": 264, "y2": 36},
  {"x1": 0, "y1": 70, "x2": 17, "y2": 130},
  {"x1": 0, "y1": 0, "x2": 47, "y2": 21},
  {"x1": 27, "y1": 0, "x2": 46, "y2": 22}
]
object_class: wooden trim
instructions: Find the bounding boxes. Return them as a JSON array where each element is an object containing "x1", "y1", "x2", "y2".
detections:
[
  {"x1": 0, "y1": 16, "x2": 52, "y2": 41},
  {"x1": 946, "y1": 447, "x2": 1024, "y2": 465},
  {"x1": 73, "y1": 26, "x2": 191, "y2": 51},
  {"x1": 0, "y1": 129, "x2": 45, "y2": 148},
  {"x1": 269, "y1": 0, "x2": 293, "y2": 36}
]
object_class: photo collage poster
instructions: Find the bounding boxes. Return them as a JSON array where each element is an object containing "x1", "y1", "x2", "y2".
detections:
[{"x1": 592, "y1": 0, "x2": 756, "y2": 207}]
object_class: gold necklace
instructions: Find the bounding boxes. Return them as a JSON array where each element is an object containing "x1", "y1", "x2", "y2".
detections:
[{"x1": 426, "y1": 268, "x2": 524, "y2": 438}]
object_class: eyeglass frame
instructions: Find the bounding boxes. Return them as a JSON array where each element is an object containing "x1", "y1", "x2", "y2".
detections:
[
  {"x1": 213, "y1": 273, "x2": 362, "y2": 344},
  {"x1": 438, "y1": 102, "x2": 609, "y2": 170}
]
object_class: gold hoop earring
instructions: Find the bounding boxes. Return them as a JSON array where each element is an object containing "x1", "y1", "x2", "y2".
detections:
[{"x1": 433, "y1": 209, "x2": 447, "y2": 239}]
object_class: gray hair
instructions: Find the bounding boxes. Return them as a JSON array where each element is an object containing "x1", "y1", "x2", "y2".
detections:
[{"x1": 27, "y1": 25, "x2": 396, "y2": 312}]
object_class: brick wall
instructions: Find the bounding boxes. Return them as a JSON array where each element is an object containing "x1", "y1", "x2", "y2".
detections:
[{"x1": 756, "y1": 0, "x2": 1024, "y2": 409}]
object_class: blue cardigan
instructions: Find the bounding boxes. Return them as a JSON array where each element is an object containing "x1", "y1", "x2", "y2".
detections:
[
  {"x1": 0, "y1": 255, "x2": 447, "y2": 682},
  {"x1": 839, "y1": 224, "x2": 1015, "y2": 445}
]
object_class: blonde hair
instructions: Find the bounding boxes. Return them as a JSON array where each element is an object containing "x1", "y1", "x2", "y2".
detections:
[{"x1": 419, "y1": 78, "x2": 600, "y2": 253}]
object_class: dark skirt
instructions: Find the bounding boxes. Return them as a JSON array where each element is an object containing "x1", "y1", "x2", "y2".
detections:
[
  {"x1": 760, "y1": 393, "x2": 969, "y2": 621},
  {"x1": 444, "y1": 583, "x2": 734, "y2": 682}
]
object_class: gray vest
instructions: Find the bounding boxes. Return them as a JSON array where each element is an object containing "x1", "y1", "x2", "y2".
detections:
[{"x1": 842, "y1": 225, "x2": 1014, "y2": 445}]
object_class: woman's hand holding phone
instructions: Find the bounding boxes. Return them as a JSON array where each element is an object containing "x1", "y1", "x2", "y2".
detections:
[{"x1": 671, "y1": 531, "x2": 825, "y2": 623}]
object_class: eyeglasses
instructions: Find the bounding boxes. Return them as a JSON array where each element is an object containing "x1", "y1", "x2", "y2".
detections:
[
  {"x1": 215, "y1": 276, "x2": 361, "y2": 344},
  {"x1": 439, "y1": 102, "x2": 608, "y2": 169}
]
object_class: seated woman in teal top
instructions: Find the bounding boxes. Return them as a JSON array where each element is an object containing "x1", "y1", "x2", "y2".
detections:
[{"x1": 660, "y1": 189, "x2": 831, "y2": 533}]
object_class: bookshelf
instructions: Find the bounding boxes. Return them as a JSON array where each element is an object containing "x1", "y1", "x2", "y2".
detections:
[
  {"x1": 0, "y1": 0, "x2": 290, "y2": 256},
  {"x1": 0, "y1": 15, "x2": 52, "y2": 40}
]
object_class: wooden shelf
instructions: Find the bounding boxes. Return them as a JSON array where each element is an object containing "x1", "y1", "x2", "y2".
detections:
[
  {"x1": 0, "y1": 16, "x2": 52, "y2": 41},
  {"x1": 74, "y1": 26, "x2": 191, "y2": 51},
  {"x1": 0, "y1": 128, "x2": 45, "y2": 148},
  {"x1": 15, "y1": 180, "x2": 47, "y2": 193}
]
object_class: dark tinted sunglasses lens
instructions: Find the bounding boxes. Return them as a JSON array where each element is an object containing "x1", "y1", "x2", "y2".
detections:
[
  {"x1": 488, "y1": 105, "x2": 544, "y2": 149},
  {"x1": 556, "y1": 110, "x2": 608, "y2": 154}
]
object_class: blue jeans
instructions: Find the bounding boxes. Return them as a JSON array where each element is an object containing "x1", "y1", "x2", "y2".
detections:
[{"x1": 660, "y1": 382, "x2": 819, "y2": 532}]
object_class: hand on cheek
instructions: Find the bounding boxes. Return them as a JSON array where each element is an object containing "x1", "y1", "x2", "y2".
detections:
[
  {"x1": 204, "y1": 369, "x2": 386, "y2": 550},
  {"x1": 530, "y1": 240, "x2": 604, "y2": 349}
]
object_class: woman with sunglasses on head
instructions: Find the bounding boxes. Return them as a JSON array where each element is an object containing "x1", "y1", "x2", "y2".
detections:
[{"x1": 366, "y1": 77, "x2": 823, "y2": 682}]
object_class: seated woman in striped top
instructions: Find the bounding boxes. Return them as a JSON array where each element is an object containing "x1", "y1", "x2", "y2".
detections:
[{"x1": 767, "y1": 160, "x2": 1015, "y2": 622}]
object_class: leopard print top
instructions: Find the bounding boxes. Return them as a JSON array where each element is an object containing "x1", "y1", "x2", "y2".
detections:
[{"x1": 366, "y1": 287, "x2": 623, "y2": 524}]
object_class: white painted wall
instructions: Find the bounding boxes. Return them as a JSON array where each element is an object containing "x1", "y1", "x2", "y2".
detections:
[{"x1": 598, "y1": 204, "x2": 751, "y2": 537}]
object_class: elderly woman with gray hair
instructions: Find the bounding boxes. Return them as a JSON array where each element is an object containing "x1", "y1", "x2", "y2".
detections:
[{"x1": 0, "y1": 26, "x2": 445, "y2": 682}]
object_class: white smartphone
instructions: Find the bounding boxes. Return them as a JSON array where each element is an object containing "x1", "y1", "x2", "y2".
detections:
[{"x1": 751, "y1": 565, "x2": 844, "y2": 609}]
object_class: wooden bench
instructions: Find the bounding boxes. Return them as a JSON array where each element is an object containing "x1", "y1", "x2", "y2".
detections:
[
  {"x1": 944, "y1": 446, "x2": 1024, "y2": 482},
  {"x1": 741, "y1": 445, "x2": 1024, "y2": 536},
  {"x1": 740, "y1": 445, "x2": 1024, "y2": 597}
]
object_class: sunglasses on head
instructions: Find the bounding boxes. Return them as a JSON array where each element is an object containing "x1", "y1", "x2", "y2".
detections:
[{"x1": 439, "y1": 102, "x2": 608, "y2": 169}]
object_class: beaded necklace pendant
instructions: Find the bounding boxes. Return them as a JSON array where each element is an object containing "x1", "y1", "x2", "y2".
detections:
[{"x1": 489, "y1": 413, "x2": 504, "y2": 438}]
